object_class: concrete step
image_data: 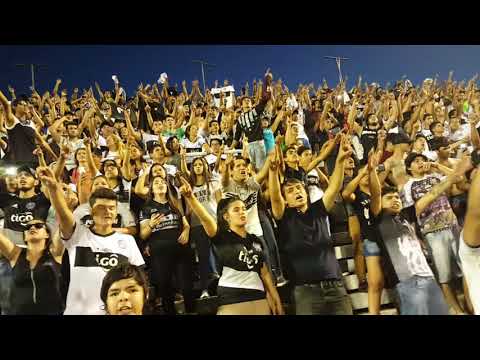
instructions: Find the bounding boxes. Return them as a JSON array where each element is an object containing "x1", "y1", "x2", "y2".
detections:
[
  {"x1": 339, "y1": 258, "x2": 357, "y2": 274},
  {"x1": 358, "y1": 308, "x2": 399, "y2": 315},
  {"x1": 335, "y1": 244, "x2": 354, "y2": 260}
]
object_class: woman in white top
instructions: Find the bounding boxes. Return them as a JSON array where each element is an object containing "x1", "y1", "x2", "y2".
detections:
[
  {"x1": 181, "y1": 155, "x2": 222, "y2": 298},
  {"x1": 181, "y1": 125, "x2": 208, "y2": 163}
]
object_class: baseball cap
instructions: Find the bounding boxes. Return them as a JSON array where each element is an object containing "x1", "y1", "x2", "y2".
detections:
[
  {"x1": 391, "y1": 132, "x2": 413, "y2": 145},
  {"x1": 429, "y1": 137, "x2": 450, "y2": 151},
  {"x1": 16, "y1": 165, "x2": 37, "y2": 178},
  {"x1": 146, "y1": 140, "x2": 162, "y2": 153},
  {"x1": 297, "y1": 145, "x2": 312, "y2": 156},
  {"x1": 405, "y1": 152, "x2": 429, "y2": 174}
]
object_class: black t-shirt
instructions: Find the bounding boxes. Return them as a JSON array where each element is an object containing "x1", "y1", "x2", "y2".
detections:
[
  {"x1": 360, "y1": 128, "x2": 378, "y2": 164},
  {"x1": 6, "y1": 122, "x2": 37, "y2": 164},
  {"x1": 213, "y1": 230, "x2": 266, "y2": 306},
  {"x1": 139, "y1": 199, "x2": 182, "y2": 249},
  {"x1": 0, "y1": 192, "x2": 51, "y2": 232},
  {"x1": 372, "y1": 212, "x2": 434, "y2": 288},
  {"x1": 352, "y1": 189, "x2": 377, "y2": 243},
  {"x1": 234, "y1": 99, "x2": 268, "y2": 143},
  {"x1": 277, "y1": 199, "x2": 342, "y2": 284},
  {"x1": 284, "y1": 166, "x2": 306, "y2": 183}
]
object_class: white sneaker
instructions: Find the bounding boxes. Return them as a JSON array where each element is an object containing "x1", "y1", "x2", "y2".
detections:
[{"x1": 200, "y1": 290, "x2": 210, "y2": 299}]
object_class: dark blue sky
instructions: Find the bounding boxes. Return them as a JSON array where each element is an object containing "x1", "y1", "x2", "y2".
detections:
[{"x1": 2, "y1": 45, "x2": 480, "y2": 96}]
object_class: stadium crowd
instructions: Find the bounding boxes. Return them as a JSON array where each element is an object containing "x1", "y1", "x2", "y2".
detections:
[{"x1": 0, "y1": 69, "x2": 479, "y2": 315}]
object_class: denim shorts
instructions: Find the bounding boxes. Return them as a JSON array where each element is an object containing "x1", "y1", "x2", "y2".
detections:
[{"x1": 363, "y1": 238, "x2": 381, "y2": 257}]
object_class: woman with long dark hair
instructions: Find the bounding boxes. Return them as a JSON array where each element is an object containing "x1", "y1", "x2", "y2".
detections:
[
  {"x1": 138, "y1": 175, "x2": 194, "y2": 314},
  {"x1": 181, "y1": 155, "x2": 222, "y2": 299},
  {"x1": 179, "y1": 178, "x2": 284, "y2": 315},
  {"x1": 0, "y1": 219, "x2": 64, "y2": 315}
]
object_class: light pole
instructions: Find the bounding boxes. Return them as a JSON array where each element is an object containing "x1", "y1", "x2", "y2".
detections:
[
  {"x1": 324, "y1": 56, "x2": 349, "y2": 84},
  {"x1": 192, "y1": 60, "x2": 216, "y2": 92},
  {"x1": 15, "y1": 63, "x2": 48, "y2": 92}
]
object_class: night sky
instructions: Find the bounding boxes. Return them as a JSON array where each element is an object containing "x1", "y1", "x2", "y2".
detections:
[{"x1": 1, "y1": 45, "x2": 480, "y2": 96}]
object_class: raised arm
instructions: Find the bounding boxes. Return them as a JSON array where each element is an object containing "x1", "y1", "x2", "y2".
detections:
[
  {"x1": 467, "y1": 112, "x2": 480, "y2": 148},
  {"x1": 0, "y1": 232, "x2": 17, "y2": 261},
  {"x1": 254, "y1": 152, "x2": 271, "y2": 184},
  {"x1": 84, "y1": 139, "x2": 99, "y2": 176},
  {"x1": 222, "y1": 153, "x2": 233, "y2": 188},
  {"x1": 124, "y1": 109, "x2": 142, "y2": 142},
  {"x1": 268, "y1": 148, "x2": 286, "y2": 220},
  {"x1": 464, "y1": 165, "x2": 480, "y2": 247},
  {"x1": 38, "y1": 167, "x2": 75, "y2": 240},
  {"x1": 134, "y1": 165, "x2": 150, "y2": 199},
  {"x1": 306, "y1": 136, "x2": 339, "y2": 173},
  {"x1": 179, "y1": 177, "x2": 217, "y2": 237},
  {"x1": 322, "y1": 135, "x2": 352, "y2": 212},
  {"x1": 0, "y1": 89, "x2": 15, "y2": 129},
  {"x1": 342, "y1": 165, "x2": 368, "y2": 202},
  {"x1": 415, "y1": 156, "x2": 472, "y2": 215},
  {"x1": 368, "y1": 152, "x2": 382, "y2": 216}
]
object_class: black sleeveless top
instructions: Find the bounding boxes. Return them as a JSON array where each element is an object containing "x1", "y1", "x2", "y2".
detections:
[{"x1": 10, "y1": 248, "x2": 65, "y2": 315}]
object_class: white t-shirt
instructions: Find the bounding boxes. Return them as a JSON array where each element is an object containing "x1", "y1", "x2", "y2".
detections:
[
  {"x1": 459, "y1": 231, "x2": 480, "y2": 315},
  {"x1": 60, "y1": 138, "x2": 85, "y2": 171},
  {"x1": 449, "y1": 124, "x2": 470, "y2": 142},
  {"x1": 62, "y1": 224, "x2": 144, "y2": 315},
  {"x1": 223, "y1": 178, "x2": 263, "y2": 237},
  {"x1": 190, "y1": 180, "x2": 221, "y2": 227}
]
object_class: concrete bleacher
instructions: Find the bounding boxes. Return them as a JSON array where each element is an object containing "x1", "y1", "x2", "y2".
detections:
[{"x1": 175, "y1": 196, "x2": 400, "y2": 315}]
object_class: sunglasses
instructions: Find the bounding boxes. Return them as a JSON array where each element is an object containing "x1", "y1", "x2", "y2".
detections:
[{"x1": 25, "y1": 223, "x2": 46, "y2": 231}]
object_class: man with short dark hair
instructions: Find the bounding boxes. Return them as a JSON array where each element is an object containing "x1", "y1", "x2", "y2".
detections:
[
  {"x1": 368, "y1": 154, "x2": 449, "y2": 315},
  {"x1": 231, "y1": 70, "x2": 273, "y2": 171},
  {"x1": 269, "y1": 135, "x2": 354, "y2": 315},
  {"x1": 38, "y1": 167, "x2": 144, "y2": 315},
  {"x1": 403, "y1": 152, "x2": 469, "y2": 314}
]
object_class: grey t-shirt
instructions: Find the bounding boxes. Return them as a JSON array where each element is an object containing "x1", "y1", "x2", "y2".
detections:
[{"x1": 375, "y1": 212, "x2": 433, "y2": 286}]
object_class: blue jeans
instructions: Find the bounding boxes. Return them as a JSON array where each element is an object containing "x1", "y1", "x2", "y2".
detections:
[
  {"x1": 395, "y1": 276, "x2": 449, "y2": 315},
  {"x1": 0, "y1": 257, "x2": 12, "y2": 315}
]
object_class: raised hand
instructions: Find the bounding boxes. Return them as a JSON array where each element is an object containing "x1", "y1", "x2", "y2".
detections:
[
  {"x1": 178, "y1": 176, "x2": 193, "y2": 198},
  {"x1": 452, "y1": 154, "x2": 473, "y2": 182},
  {"x1": 337, "y1": 134, "x2": 353, "y2": 161},
  {"x1": 60, "y1": 143, "x2": 72, "y2": 160},
  {"x1": 37, "y1": 166, "x2": 58, "y2": 189},
  {"x1": 33, "y1": 147, "x2": 44, "y2": 157}
]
